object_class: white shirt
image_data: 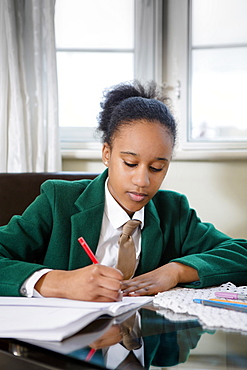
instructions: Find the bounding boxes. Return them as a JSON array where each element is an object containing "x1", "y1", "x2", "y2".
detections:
[
  {"x1": 21, "y1": 179, "x2": 144, "y2": 297},
  {"x1": 96, "y1": 179, "x2": 144, "y2": 267}
]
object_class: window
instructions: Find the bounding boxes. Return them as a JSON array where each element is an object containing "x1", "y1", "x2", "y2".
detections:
[
  {"x1": 190, "y1": 0, "x2": 247, "y2": 143},
  {"x1": 55, "y1": 0, "x2": 163, "y2": 152},
  {"x1": 165, "y1": 0, "x2": 247, "y2": 154}
]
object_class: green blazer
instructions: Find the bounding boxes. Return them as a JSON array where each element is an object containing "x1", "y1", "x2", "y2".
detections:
[{"x1": 0, "y1": 170, "x2": 246, "y2": 296}]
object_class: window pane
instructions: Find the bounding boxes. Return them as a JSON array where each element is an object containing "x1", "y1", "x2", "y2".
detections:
[
  {"x1": 55, "y1": 0, "x2": 134, "y2": 49},
  {"x1": 192, "y1": 0, "x2": 247, "y2": 46},
  {"x1": 190, "y1": 47, "x2": 247, "y2": 141},
  {"x1": 57, "y1": 52, "x2": 134, "y2": 127}
]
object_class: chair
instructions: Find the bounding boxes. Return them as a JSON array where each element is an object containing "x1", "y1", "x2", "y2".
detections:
[{"x1": 0, "y1": 172, "x2": 99, "y2": 226}]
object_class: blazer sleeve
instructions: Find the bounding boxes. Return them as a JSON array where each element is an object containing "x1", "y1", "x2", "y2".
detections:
[
  {"x1": 170, "y1": 194, "x2": 247, "y2": 288},
  {"x1": 0, "y1": 183, "x2": 54, "y2": 296}
]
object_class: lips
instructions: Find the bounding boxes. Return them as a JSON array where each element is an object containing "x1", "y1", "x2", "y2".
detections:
[{"x1": 128, "y1": 192, "x2": 147, "y2": 202}]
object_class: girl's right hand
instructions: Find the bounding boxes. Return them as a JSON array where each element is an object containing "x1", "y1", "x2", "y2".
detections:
[{"x1": 34, "y1": 265, "x2": 123, "y2": 302}]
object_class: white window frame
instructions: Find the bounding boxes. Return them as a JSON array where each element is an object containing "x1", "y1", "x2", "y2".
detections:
[
  {"x1": 164, "y1": 0, "x2": 247, "y2": 160},
  {"x1": 60, "y1": 0, "x2": 163, "y2": 158}
]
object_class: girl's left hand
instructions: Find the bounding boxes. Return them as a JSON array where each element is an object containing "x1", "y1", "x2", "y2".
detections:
[{"x1": 121, "y1": 262, "x2": 199, "y2": 296}]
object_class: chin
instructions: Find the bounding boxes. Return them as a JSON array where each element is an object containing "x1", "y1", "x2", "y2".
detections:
[
  {"x1": 125, "y1": 204, "x2": 143, "y2": 216},
  {"x1": 121, "y1": 198, "x2": 146, "y2": 215}
]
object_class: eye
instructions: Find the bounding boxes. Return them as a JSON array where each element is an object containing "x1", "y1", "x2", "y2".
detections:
[
  {"x1": 150, "y1": 166, "x2": 163, "y2": 172},
  {"x1": 124, "y1": 161, "x2": 137, "y2": 168}
]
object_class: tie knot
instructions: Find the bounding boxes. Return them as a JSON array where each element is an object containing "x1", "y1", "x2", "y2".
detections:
[{"x1": 122, "y1": 220, "x2": 141, "y2": 237}]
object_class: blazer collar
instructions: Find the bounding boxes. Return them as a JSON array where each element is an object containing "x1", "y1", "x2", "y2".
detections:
[{"x1": 74, "y1": 169, "x2": 108, "y2": 212}]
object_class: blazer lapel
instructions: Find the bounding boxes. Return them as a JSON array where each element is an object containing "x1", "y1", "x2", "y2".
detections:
[
  {"x1": 68, "y1": 170, "x2": 107, "y2": 270},
  {"x1": 135, "y1": 200, "x2": 164, "y2": 275}
]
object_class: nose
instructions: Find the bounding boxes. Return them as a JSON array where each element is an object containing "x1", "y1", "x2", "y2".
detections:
[{"x1": 132, "y1": 166, "x2": 150, "y2": 188}]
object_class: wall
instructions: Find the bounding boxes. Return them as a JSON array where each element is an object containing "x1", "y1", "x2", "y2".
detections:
[{"x1": 62, "y1": 156, "x2": 247, "y2": 239}]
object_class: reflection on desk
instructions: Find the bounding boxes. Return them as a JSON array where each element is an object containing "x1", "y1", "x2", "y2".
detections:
[{"x1": 0, "y1": 305, "x2": 246, "y2": 369}]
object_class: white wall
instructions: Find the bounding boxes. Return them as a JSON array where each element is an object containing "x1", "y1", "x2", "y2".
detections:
[
  {"x1": 164, "y1": 160, "x2": 247, "y2": 238},
  {"x1": 62, "y1": 157, "x2": 247, "y2": 239}
]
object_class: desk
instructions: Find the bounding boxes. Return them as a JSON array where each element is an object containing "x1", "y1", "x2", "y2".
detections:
[{"x1": 0, "y1": 304, "x2": 246, "y2": 369}]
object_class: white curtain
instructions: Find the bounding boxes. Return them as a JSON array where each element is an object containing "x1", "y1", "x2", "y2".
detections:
[
  {"x1": 0, "y1": 0, "x2": 61, "y2": 172},
  {"x1": 135, "y1": 0, "x2": 163, "y2": 84}
]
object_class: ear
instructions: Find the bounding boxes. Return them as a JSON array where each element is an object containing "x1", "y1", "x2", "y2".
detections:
[{"x1": 102, "y1": 143, "x2": 111, "y2": 166}]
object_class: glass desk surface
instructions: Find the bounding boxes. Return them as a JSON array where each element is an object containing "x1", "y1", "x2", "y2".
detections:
[{"x1": 0, "y1": 303, "x2": 246, "y2": 369}]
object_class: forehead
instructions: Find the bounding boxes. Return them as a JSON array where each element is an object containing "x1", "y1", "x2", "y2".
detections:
[{"x1": 112, "y1": 120, "x2": 173, "y2": 158}]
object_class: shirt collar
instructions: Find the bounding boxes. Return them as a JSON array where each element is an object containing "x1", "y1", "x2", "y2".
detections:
[{"x1": 105, "y1": 179, "x2": 144, "y2": 230}]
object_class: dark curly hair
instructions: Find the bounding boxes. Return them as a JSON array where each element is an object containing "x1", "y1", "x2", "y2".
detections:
[{"x1": 97, "y1": 80, "x2": 177, "y2": 147}]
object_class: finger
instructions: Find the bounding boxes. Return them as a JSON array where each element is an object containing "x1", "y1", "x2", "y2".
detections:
[
  {"x1": 99, "y1": 265, "x2": 123, "y2": 280},
  {"x1": 121, "y1": 279, "x2": 141, "y2": 289},
  {"x1": 121, "y1": 278, "x2": 148, "y2": 291},
  {"x1": 95, "y1": 286, "x2": 122, "y2": 302},
  {"x1": 122, "y1": 280, "x2": 158, "y2": 296},
  {"x1": 99, "y1": 275, "x2": 122, "y2": 292},
  {"x1": 128, "y1": 286, "x2": 153, "y2": 296}
]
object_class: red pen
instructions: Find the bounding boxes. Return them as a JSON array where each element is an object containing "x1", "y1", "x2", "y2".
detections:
[
  {"x1": 85, "y1": 348, "x2": 96, "y2": 361},
  {"x1": 78, "y1": 237, "x2": 99, "y2": 264}
]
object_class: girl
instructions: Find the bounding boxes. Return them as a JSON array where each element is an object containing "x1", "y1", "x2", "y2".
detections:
[{"x1": 0, "y1": 81, "x2": 246, "y2": 301}]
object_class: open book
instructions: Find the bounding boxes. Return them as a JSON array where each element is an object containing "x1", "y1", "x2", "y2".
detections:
[{"x1": 0, "y1": 296, "x2": 152, "y2": 341}]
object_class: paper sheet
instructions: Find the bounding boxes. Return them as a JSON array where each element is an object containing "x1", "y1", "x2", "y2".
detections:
[
  {"x1": 0, "y1": 296, "x2": 152, "y2": 341},
  {"x1": 153, "y1": 282, "x2": 247, "y2": 333}
]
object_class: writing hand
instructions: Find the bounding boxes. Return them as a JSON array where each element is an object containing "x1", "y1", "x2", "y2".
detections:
[{"x1": 35, "y1": 265, "x2": 123, "y2": 302}]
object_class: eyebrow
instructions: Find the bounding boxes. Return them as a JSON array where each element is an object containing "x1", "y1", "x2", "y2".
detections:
[{"x1": 120, "y1": 151, "x2": 169, "y2": 162}]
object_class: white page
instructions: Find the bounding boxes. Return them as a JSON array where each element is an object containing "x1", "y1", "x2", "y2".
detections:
[
  {"x1": 0, "y1": 296, "x2": 152, "y2": 341},
  {"x1": 0, "y1": 296, "x2": 151, "y2": 310},
  {"x1": 0, "y1": 306, "x2": 101, "y2": 340}
]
